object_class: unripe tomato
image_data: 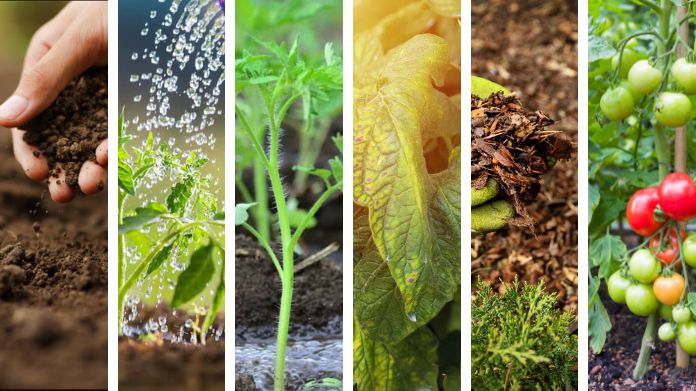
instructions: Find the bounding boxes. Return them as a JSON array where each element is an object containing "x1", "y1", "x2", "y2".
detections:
[
  {"x1": 660, "y1": 304, "x2": 674, "y2": 321},
  {"x1": 626, "y1": 187, "x2": 663, "y2": 237},
  {"x1": 673, "y1": 305, "x2": 692, "y2": 324},
  {"x1": 659, "y1": 322, "x2": 677, "y2": 342},
  {"x1": 600, "y1": 86, "x2": 635, "y2": 121},
  {"x1": 653, "y1": 273, "x2": 685, "y2": 306},
  {"x1": 683, "y1": 233, "x2": 696, "y2": 267},
  {"x1": 626, "y1": 283, "x2": 660, "y2": 316},
  {"x1": 678, "y1": 321, "x2": 696, "y2": 354},
  {"x1": 672, "y1": 58, "x2": 696, "y2": 94},
  {"x1": 628, "y1": 249, "x2": 661, "y2": 283},
  {"x1": 613, "y1": 49, "x2": 646, "y2": 79},
  {"x1": 628, "y1": 60, "x2": 662, "y2": 95},
  {"x1": 619, "y1": 80, "x2": 643, "y2": 101},
  {"x1": 607, "y1": 271, "x2": 631, "y2": 304},
  {"x1": 649, "y1": 227, "x2": 686, "y2": 265},
  {"x1": 654, "y1": 92, "x2": 692, "y2": 127},
  {"x1": 657, "y1": 173, "x2": 696, "y2": 221}
]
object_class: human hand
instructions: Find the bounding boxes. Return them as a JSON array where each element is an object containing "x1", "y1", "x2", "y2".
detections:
[
  {"x1": 0, "y1": 2, "x2": 107, "y2": 202},
  {"x1": 472, "y1": 178, "x2": 514, "y2": 233}
]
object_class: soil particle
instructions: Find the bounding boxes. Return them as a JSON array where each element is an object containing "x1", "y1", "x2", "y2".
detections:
[
  {"x1": 0, "y1": 264, "x2": 26, "y2": 299},
  {"x1": 0, "y1": 243, "x2": 26, "y2": 265},
  {"x1": 21, "y1": 68, "x2": 107, "y2": 187}
]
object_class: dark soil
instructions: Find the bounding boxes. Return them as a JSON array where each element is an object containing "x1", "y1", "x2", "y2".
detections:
[
  {"x1": 589, "y1": 290, "x2": 696, "y2": 390},
  {"x1": 118, "y1": 307, "x2": 225, "y2": 391},
  {"x1": 471, "y1": 0, "x2": 579, "y2": 313},
  {"x1": 0, "y1": 131, "x2": 107, "y2": 388},
  {"x1": 22, "y1": 68, "x2": 108, "y2": 187}
]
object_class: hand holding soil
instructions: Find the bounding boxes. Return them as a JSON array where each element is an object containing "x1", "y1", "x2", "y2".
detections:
[{"x1": 0, "y1": 2, "x2": 107, "y2": 203}]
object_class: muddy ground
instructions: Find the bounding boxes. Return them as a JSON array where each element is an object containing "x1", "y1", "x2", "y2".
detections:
[
  {"x1": 471, "y1": 0, "x2": 579, "y2": 313},
  {"x1": 0, "y1": 129, "x2": 107, "y2": 388},
  {"x1": 589, "y1": 290, "x2": 696, "y2": 390}
]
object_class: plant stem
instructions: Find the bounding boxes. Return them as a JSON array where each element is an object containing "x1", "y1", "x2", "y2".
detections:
[
  {"x1": 634, "y1": 313, "x2": 658, "y2": 379},
  {"x1": 274, "y1": 255, "x2": 293, "y2": 391},
  {"x1": 118, "y1": 190, "x2": 126, "y2": 331},
  {"x1": 253, "y1": 157, "x2": 271, "y2": 241}
]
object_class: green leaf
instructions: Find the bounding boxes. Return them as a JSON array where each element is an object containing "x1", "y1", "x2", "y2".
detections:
[
  {"x1": 126, "y1": 231, "x2": 153, "y2": 254},
  {"x1": 329, "y1": 157, "x2": 343, "y2": 188},
  {"x1": 202, "y1": 260, "x2": 225, "y2": 335},
  {"x1": 354, "y1": 317, "x2": 439, "y2": 390},
  {"x1": 471, "y1": 76, "x2": 509, "y2": 98},
  {"x1": 167, "y1": 176, "x2": 195, "y2": 214},
  {"x1": 301, "y1": 378, "x2": 342, "y2": 390},
  {"x1": 589, "y1": 35, "x2": 615, "y2": 63},
  {"x1": 293, "y1": 165, "x2": 332, "y2": 181},
  {"x1": 235, "y1": 203, "x2": 256, "y2": 225},
  {"x1": 171, "y1": 242, "x2": 216, "y2": 308},
  {"x1": 118, "y1": 148, "x2": 135, "y2": 195},
  {"x1": 589, "y1": 296, "x2": 612, "y2": 354},
  {"x1": 442, "y1": 367, "x2": 461, "y2": 391},
  {"x1": 118, "y1": 202, "x2": 168, "y2": 234},
  {"x1": 688, "y1": 292, "x2": 696, "y2": 318},
  {"x1": 589, "y1": 233, "x2": 626, "y2": 279},
  {"x1": 213, "y1": 211, "x2": 225, "y2": 220},
  {"x1": 589, "y1": 184, "x2": 600, "y2": 222},
  {"x1": 145, "y1": 241, "x2": 175, "y2": 277}
]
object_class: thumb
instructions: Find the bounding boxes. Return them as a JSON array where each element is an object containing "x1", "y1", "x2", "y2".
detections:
[{"x1": 0, "y1": 25, "x2": 103, "y2": 128}]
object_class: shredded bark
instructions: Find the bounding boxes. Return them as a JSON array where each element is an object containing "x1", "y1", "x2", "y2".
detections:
[{"x1": 472, "y1": 93, "x2": 572, "y2": 226}]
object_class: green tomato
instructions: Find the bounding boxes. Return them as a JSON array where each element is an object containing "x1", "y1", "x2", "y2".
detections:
[
  {"x1": 607, "y1": 271, "x2": 631, "y2": 304},
  {"x1": 619, "y1": 80, "x2": 642, "y2": 101},
  {"x1": 660, "y1": 304, "x2": 674, "y2": 321},
  {"x1": 682, "y1": 233, "x2": 696, "y2": 267},
  {"x1": 625, "y1": 283, "x2": 660, "y2": 316},
  {"x1": 678, "y1": 321, "x2": 696, "y2": 354},
  {"x1": 654, "y1": 92, "x2": 692, "y2": 127},
  {"x1": 600, "y1": 86, "x2": 635, "y2": 121},
  {"x1": 628, "y1": 248, "x2": 661, "y2": 283},
  {"x1": 673, "y1": 306, "x2": 692, "y2": 324},
  {"x1": 672, "y1": 58, "x2": 696, "y2": 94},
  {"x1": 613, "y1": 49, "x2": 645, "y2": 79},
  {"x1": 659, "y1": 322, "x2": 677, "y2": 342},
  {"x1": 628, "y1": 60, "x2": 662, "y2": 95}
]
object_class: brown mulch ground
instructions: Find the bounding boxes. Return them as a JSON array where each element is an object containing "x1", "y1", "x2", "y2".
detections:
[{"x1": 471, "y1": 0, "x2": 578, "y2": 313}]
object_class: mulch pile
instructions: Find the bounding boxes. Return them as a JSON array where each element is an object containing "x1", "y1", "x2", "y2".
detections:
[{"x1": 471, "y1": 0, "x2": 578, "y2": 312}]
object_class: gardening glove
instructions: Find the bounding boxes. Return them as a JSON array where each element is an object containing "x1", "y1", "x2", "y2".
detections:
[
  {"x1": 472, "y1": 179, "x2": 514, "y2": 233},
  {"x1": 0, "y1": 2, "x2": 108, "y2": 203}
]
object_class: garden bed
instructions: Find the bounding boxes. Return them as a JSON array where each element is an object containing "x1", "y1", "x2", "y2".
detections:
[
  {"x1": 471, "y1": 0, "x2": 578, "y2": 312},
  {"x1": 0, "y1": 132, "x2": 107, "y2": 388}
]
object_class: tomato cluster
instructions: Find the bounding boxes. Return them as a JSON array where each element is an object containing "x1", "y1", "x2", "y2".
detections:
[
  {"x1": 609, "y1": 174, "x2": 696, "y2": 354},
  {"x1": 600, "y1": 50, "x2": 695, "y2": 127}
]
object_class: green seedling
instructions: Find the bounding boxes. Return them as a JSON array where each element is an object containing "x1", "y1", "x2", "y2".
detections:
[
  {"x1": 117, "y1": 111, "x2": 225, "y2": 344},
  {"x1": 235, "y1": 36, "x2": 342, "y2": 391}
]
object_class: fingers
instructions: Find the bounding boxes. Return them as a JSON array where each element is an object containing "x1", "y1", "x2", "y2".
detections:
[
  {"x1": 0, "y1": 4, "x2": 107, "y2": 128},
  {"x1": 78, "y1": 161, "x2": 106, "y2": 195},
  {"x1": 22, "y1": 3, "x2": 82, "y2": 72},
  {"x1": 96, "y1": 139, "x2": 107, "y2": 166},
  {"x1": 47, "y1": 164, "x2": 75, "y2": 203},
  {"x1": 11, "y1": 128, "x2": 48, "y2": 181}
]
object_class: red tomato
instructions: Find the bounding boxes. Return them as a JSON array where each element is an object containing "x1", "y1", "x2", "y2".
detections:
[
  {"x1": 626, "y1": 187, "x2": 664, "y2": 236},
  {"x1": 658, "y1": 173, "x2": 696, "y2": 221},
  {"x1": 650, "y1": 227, "x2": 686, "y2": 265}
]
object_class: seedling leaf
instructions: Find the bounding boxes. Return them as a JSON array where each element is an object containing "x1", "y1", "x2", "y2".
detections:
[
  {"x1": 119, "y1": 202, "x2": 168, "y2": 234},
  {"x1": 235, "y1": 203, "x2": 256, "y2": 225},
  {"x1": 145, "y1": 241, "x2": 175, "y2": 277},
  {"x1": 172, "y1": 242, "x2": 216, "y2": 308}
]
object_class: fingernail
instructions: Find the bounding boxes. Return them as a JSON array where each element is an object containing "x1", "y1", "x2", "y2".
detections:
[{"x1": 0, "y1": 95, "x2": 28, "y2": 121}]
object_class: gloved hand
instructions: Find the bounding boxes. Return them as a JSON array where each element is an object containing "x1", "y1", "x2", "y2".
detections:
[{"x1": 472, "y1": 178, "x2": 514, "y2": 233}]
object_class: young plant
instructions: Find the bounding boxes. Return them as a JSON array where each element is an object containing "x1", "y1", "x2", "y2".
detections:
[
  {"x1": 117, "y1": 111, "x2": 225, "y2": 343},
  {"x1": 235, "y1": 38, "x2": 342, "y2": 390}
]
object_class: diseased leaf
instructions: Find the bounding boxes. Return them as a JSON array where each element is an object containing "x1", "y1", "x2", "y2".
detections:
[
  {"x1": 354, "y1": 34, "x2": 459, "y2": 317},
  {"x1": 353, "y1": 316, "x2": 439, "y2": 390},
  {"x1": 172, "y1": 242, "x2": 216, "y2": 308}
]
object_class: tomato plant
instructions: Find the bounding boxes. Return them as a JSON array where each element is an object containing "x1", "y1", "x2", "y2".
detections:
[{"x1": 626, "y1": 187, "x2": 663, "y2": 237}]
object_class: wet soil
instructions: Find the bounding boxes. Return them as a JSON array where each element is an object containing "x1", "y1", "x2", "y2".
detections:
[
  {"x1": 0, "y1": 131, "x2": 107, "y2": 388},
  {"x1": 589, "y1": 290, "x2": 696, "y2": 390},
  {"x1": 22, "y1": 68, "x2": 108, "y2": 187},
  {"x1": 471, "y1": 0, "x2": 578, "y2": 313},
  {"x1": 118, "y1": 307, "x2": 225, "y2": 391},
  {"x1": 235, "y1": 234, "x2": 343, "y2": 390}
]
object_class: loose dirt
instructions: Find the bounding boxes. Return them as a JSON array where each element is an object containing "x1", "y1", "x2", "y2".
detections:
[
  {"x1": 22, "y1": 68, "x2": 108, "y2": 187},
  {"x1": 471, "y1": 0, "x2": 578, "y2": 313},
  {"x1": 0, "y1": 132, "x2": 107, "y2": 388}
]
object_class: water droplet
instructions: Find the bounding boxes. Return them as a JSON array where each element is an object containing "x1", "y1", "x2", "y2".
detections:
[
  {"x1": 133, "y1": 95, "x2": 142, "y2": 102},
  {"x1": 140, "y1": 27, "x2": 149, "y2": 36},
  {"x1": 131, "y1": 52, "x2": 138, "y2": 60},
  {"x1": 150, "y1": 10, "x2": 157, "y2": 18},
  {"x1": 184, "y1": 319, "x2": 193, "y2": 328},
  {"x1": 130, "y1": 74, "x2": 140, "y2": 82},
  {"x1": 407, "y1": 312, "x2": 417, "y2": 323}
]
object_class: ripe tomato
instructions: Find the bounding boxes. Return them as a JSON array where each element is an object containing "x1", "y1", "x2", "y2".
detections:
[
  {"x1": 660, "y1": 304, "x2": 674, "y2": 321},
  {"x1": 628, "y1": 249, "x2": 661, "y2": 283},
  {"x1": 659, "y1": 322, "x2": 677, "y2": 342},
  {"x1": 653, "y1": 273, "x2": 685, "y2": 306},
  {"x1": 649, "y1": 227, "x2": 686, "y2": 265},
  {"x1": 628, "y1": 60, "x2": 662, "y2": 95},
  {"x1": 657, "y1": 173, "x2": 696, "y2": 221},
  {"x1": 673, "y1": 305, "x2": 692, "y2": 324},
  {"x1": 613, "y1": 49, "x2": 646, "y2": 79},
  {"x1": 626, "y1": 187, "x2": 663, "y2": 237},
  {"x1": 678, "y1": 321, "x2": 696, "y2": 354},
  {"x1": 654, "y1": 92, "x2": 693, "y2": 127},
  {"x1": 672, "y1": 58, "x2": 696, "y2": 94},
  {"x1": 626, "y1": 283, "x2": 660, "y2": 316},
  {"x1": 600, "y1": 86, "x2": 634, "y2": 121},
  {"x1": 683, "y1": 233, "x2": 696, "y2": 267},
  {"x1": 607, "y1": 271, "x2": 631, "y2": 304}
]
